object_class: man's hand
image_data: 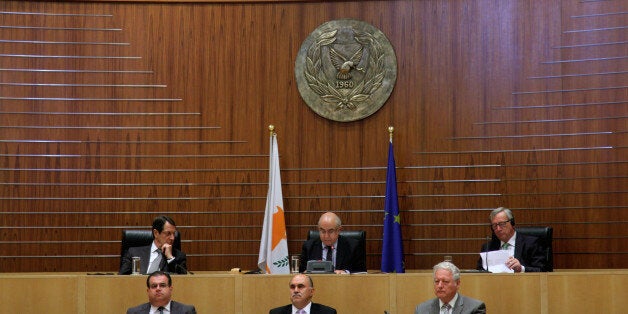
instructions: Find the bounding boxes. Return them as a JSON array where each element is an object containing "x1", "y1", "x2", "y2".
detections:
[
  {"x1": 506, "y1": 256, "x2": 522, "y2": 272},
  {"x1": 160, "y1": 243, "x2": 174, "y2": 260}
]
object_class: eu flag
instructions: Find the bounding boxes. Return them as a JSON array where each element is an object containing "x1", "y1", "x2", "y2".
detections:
[{"x1": 381, "y1": 141, "x2": 404, "y2": 273}]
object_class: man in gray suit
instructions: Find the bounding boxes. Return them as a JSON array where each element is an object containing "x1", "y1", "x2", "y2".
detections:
[
  {"x1": 415, "y1": 262, "x2": 486, "y2": 314},
  {"x1": 127, "y1": 271, "x2": 196, "y2": 314}
]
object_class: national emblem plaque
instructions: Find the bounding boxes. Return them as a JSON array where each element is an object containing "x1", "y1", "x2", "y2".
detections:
[{"x1": 295, "y1": 19, "x2": 398, "y2": 122}]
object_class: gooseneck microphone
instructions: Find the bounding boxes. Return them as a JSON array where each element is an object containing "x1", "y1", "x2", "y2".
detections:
[
  {"x1": 161, "y1": 249, "x2": 191, "y2": 274},
  {"x1": 175, "y1": 263, "x2": 191, "y2": 275},
  {"x1": 482, "y1": 235, "x2": 491, "y2": 272}
]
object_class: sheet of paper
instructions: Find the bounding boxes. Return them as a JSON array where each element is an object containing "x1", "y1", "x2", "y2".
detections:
[{"x1": 479, "y1": 250, "x2": 514, "y2": 273}]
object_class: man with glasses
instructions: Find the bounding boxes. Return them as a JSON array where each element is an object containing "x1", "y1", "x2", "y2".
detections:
[
  {"x1": 127, "y1": 271, "x2": 196, "y2": 314},
  {"x1": 120, "y1": 215, "x2": 188, "y2": 275},
  {"x1": 476, "y1": 207, "x2": 548, "y2": 272},
  {"x1": 298, "y1": 212, "x2": 366, "y2": 274}
]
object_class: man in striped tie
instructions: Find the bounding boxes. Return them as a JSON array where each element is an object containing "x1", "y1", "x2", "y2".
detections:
[{"x1": 415, "y1": 262, "x2": 486, "y2": 314}]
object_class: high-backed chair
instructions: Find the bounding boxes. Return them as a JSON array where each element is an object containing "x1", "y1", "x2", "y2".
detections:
[
  {"x1": 516, "y1": 226, "x2": 553, "y2": 272},
  {"x1": 307, "y1": 229, "x2": 367, "y2": 263},
  {"x1": 120, "y1": 229, "x2": 181, "y2": 260}
]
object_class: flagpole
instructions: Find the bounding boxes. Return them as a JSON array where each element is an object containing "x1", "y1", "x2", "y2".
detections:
[{"x1": 389, "y1": 126, "x2": 394, "y2": 142}]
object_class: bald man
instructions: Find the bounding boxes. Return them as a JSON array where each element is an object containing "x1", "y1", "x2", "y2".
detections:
[
  {"x1": 269, "y1": 274, "x2": 336, "y2": 314},
  {"x1": 299, "y1": 212, "x2": 366, "y2": 274}
]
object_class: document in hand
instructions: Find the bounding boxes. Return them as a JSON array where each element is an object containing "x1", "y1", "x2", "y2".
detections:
[{"x1": 479, "y1": 250, "x2": 514, "y2": 273}]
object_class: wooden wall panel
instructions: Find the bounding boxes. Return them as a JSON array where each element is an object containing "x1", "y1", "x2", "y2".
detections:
[{"x1": 0, "y1": 0, "x2": 626, "y2": 272}]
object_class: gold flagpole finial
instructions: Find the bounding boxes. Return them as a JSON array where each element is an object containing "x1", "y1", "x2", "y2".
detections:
[
  {"x1": 388, "y1": 126, "x2": 394, "y2": 142},
  {"x1": 268, "y1": 124, "x2": 275, "y2": 136}
]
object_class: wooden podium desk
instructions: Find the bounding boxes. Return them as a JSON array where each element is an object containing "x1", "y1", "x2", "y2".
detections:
[{"x1": 0, "y1": 270, "x2": 626, "y2": 313}]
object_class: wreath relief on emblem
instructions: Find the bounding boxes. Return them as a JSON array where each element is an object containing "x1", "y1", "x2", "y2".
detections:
[{"x1": 295, "y1": 20, "x2": 397, "y2": 122}]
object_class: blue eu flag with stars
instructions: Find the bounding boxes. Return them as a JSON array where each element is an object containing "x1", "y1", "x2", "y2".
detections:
[{"x1": 381, "y1": 141, "x2": 404, "y2": 273}]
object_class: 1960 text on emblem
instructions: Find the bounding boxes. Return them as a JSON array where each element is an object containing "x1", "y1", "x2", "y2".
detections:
[{"x1": 295, "y1": 19, "x2": 397, "y2": 122}]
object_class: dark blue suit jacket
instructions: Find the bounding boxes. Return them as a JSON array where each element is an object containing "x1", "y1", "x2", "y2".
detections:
[
  {"x1": 269, "y1": 303, "x2": 337, "y2": 314},
  {"x1": 119, "y1": 244, "x2": 187, "y2": 275},
  {"x1": 126, "y1": 301, "x2": 196, "y2": 314},
  {"x1": 476, "y1": 232, "x2": 549, "y2": 272},
  {"x1": 299, "y1": 235, "x2": 366, "y2": 273}
]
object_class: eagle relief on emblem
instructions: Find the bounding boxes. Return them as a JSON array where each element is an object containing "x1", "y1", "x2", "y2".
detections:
[{"x1": 295, "y1": 19, "x2": 398, "y2": 122}]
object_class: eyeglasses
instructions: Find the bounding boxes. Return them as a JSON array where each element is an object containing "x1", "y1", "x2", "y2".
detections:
[
  {"x1": 491, "y1": 220, "x2": 511, "y2": 229},
  {"x1": 318, "y1": 228, "x2": 338, "y2": 235},
  {"x1": 160, "y1": 231, "x2": 176, "y2": 237}
]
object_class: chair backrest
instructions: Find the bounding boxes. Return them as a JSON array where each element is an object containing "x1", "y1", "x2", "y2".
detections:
[
  {"x1": 307, "y1": 230, "x2": 366, "y2": 262},
  {"x1": 516, "y1": 226, "x2": 553, "y2": 272},
  {"x1": 120, "y1": 229, "x2": 181, "y2": 258}
]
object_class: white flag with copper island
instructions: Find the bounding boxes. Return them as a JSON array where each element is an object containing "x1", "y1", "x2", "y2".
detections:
[{"x1": 257, "y1": 132, "x2": 290, "y2": 274}]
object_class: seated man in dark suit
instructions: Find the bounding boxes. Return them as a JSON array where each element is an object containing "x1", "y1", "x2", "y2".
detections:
[
  {"x1": 299, "y1": 212, "x2": 366, "y2": 274},
  {"x1": 120, "y1": 215, "x2": 188, "y2": 275},
  {"x1": 269, "y1": 274, "x2": 336, "y2": 314},
  {"x1": 127, "y1": 271, "x2": 196, "y2": 314},
  {"x1": 476, "y1": 207, "x2": 549, "y2": 272}
]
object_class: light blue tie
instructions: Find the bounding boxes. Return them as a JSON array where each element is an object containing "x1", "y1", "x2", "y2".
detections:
[{"x1": 147, "y1": 249, "x2": 162, "y2": 274}]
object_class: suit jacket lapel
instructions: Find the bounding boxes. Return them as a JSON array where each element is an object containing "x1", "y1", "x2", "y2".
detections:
[
  {"x1": 334, "y1": 236, "x2": 351, "y2": 268},
  {"x1": 140, "y1": 303, "x2": 151, "y2": 313},
  {"x1": 171, "y1": 301, "x2": 180, "y2": 312},
  {"x1": 514, "y1": 233, "x2": 524, "y2": 260},
  {"x1": 282, "y1": 304, "x2": 292, "y2": 314},
  {"x1": 312, "y1": 239, "x2": 323, "y2": 260},
  {"x1": 430, "y1": 299, "x2": 440, "y2": 313},
  {"x1": 159, "y1": 252, "x2": 168, "y2": 271},
  {"x1": 453, "y1": 296, "x2": 464, "y2": 314},
  {"x1": 334, "y1": 237, "x2": 344, "y2": 267},
  {"x1": 493, "y1": 238, "x2": 502, "y2": 251}
]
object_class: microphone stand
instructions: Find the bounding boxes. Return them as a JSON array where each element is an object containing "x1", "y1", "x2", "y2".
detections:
[{"x1": 481, "y1": 235, "x2": 491, "y2": 273}]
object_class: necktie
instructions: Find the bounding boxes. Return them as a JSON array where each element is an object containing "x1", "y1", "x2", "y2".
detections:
[
  {"x1": 325, "y1": 246, "x2": 332, "y2": 263},
  {"x1": 157, "y1": 306, "x2": 165, "y2": 314},
  {"x1": 147, "y1": 249, "x2": 163, "y2": 274},
  {"x1": 296, "y1": 309, "x2": 306, "y2": 314},
  {"x1": 441, "y1": 303, "x2": 451, "y2": 314},
  {"x1": 501, "y1": 242, "x2": 510, "y2": 250}
]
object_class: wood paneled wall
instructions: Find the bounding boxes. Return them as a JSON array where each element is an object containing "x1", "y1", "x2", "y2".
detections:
[{"x1": 0, "y1": 0, "x2": 625, "y2": 272}]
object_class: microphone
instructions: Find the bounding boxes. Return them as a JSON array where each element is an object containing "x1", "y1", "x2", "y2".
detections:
[
  {"x1": 481, "y1": 235, "x2": 491, "y2": 273},
  {"x1": 175, "y1": 263, "x2": 191, "y2": 275},
  {"x1": 160, "y1": 248, "x2": 191, "y2": 275}
]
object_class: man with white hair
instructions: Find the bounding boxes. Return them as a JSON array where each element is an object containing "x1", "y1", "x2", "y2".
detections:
[{"x1": 415, "y1": 261, "x2": 486, "y2": 314}]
